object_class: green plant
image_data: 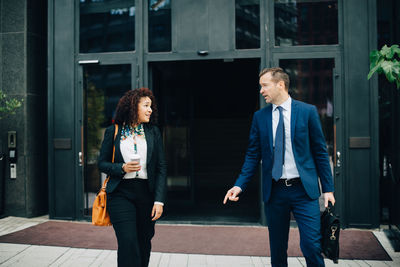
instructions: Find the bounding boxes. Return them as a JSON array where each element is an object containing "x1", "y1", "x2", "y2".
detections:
[
  {"x1": 85, "y1": 77, "x2": 105, "y2": 163},
  {"x1": 368, "y1": 44, "x2": 400, "y2": 89},
  {"x1": 0, "y1": 90, "x2": 22, "y2": 119}
]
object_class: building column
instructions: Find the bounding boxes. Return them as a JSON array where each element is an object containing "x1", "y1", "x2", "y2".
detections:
[{"x1": 0, "y1": 0, "x2": 47, "y2": 217}]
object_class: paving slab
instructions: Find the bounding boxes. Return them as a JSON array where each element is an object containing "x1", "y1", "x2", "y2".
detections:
[
  {"x1": 1, "y1": 216, "x2": 400, "y2": 267},
  {"x1": 0, "y1": 243, "x2": 29, "y2": 264},
  {"x1": 1, "y1": 245, "x2": 69, "y2": 267}
]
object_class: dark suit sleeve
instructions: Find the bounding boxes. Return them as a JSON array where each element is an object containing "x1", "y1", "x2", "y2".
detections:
[
  {"x1": 234, "y1": 114, "x2": 262, "y2": 192},
  {"x1": 308, "y1": 106, "x2": 334, "y2": 193},
  {"x1": 153, "y1": 126, "x2": 167, "y2": 203},
  {"x1": 98, "y1": 125, "x2": 124, "y2": 178}
]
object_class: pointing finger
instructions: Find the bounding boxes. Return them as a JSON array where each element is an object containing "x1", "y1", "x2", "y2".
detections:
[{"x1": 223, "y1": 192, "x2": 230, "y2": 204}]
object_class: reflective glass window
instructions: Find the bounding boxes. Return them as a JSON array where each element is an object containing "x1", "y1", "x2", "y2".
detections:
[
  {"x1": 280, "y1": 58, "x2": 335, "y2": 167},
  {"x1": 80, "y1": 0, "x2": 135, "y2": 53},
  {"x1": 149, "y1": 0, "x2": 171, "y2": 52},
  {"x1": 235, "y1": 0, "x2": 260, "y2": 49},
  {"x1": 82, "y1": 64, "x2": 131, "y2": 215},
  {"x1": 274, "y1": 0, "x2": 338, "y2": 46}
]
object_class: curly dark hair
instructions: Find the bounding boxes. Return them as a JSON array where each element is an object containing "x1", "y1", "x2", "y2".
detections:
[{"x1": 113, "y1": 88, "x2": 158, "y2": 126}]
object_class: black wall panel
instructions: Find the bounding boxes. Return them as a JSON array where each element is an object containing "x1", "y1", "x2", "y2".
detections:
[
  {"x1": 343, "y1": 0, "x2": 379, "y2": 228},
  {"x1": 51, "y1": 0, "x2": 76, "y2": 219}
]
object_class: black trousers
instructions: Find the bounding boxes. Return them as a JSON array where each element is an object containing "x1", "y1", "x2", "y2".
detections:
[{"x1": 108, "y1": 179, "x2": 155, "y2": 267}]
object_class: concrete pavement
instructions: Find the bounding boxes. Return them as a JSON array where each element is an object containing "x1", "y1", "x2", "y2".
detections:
[{"x1": 0, "y1": 216, "x2": 399, "y2": 267}]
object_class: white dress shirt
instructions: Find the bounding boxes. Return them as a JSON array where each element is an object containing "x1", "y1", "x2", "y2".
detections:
[{"x1": 272, "y1": 97, "x2": 300, "y2": 179}]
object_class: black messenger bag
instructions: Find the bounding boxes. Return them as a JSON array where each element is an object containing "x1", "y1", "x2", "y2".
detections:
[{"x1": 321, "y1": 202, "x2": 340, "y2": 263}]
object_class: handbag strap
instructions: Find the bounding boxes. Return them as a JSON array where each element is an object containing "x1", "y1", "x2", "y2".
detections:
[
  {"x1": 111, "y1": 124, "x2": 118, "y2": 163},
  {"x1": 102, "y1": 124, "x2": 119, "y2": 189}
]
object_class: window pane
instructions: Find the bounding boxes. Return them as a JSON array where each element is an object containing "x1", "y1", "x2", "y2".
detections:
[
  {"x1": 236, "y1": 0, "x2": 260, "y2": 49},
  {"x1": 279, "y1": 58, "x2": 335, "y2": 168},
  {"x1": 83, "y1": 64, "x2": 131, "y2": 215},
  {"x1": 80, "y1": 0, "x2": 135, "y2": 53},
  {"x1": 149, "y1": 0, "x2": 171, "y2": 52},
  {"x1": 274, "y1": 0, "x2": 338, "y2": 46}
]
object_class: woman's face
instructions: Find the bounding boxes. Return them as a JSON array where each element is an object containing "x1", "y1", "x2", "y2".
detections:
[{"x1": 137, "y1": 96, "x2": 152, "y2": 124}]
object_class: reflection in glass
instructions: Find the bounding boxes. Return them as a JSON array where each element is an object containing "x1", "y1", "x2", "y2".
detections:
[
  {"x1": 148, "y1": 0, "x2": 171, "y2": 52},
  {"x1": 83, "y1": 64, "x2": 131, "y2": 216},
  {"x1": 80, "y1": 0, "x2": 135, "y2": 53},
  {"x1": 235, "y1": 0, "x2": 260, "y2": 49},
  {"x1": 279, "y1": 58, "x2": 335, "y2": 168},
  {"x1": 274, "y1": 0, "x2": 338, "y2": 46}
]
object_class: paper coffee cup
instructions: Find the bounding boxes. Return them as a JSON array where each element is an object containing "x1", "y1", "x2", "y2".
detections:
[{"x1": 130, "y1": 154, "x2": 141, "y2": 163}]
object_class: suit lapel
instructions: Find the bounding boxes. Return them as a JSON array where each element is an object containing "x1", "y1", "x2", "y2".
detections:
[
  {"x1": 144, "y1": 124, "x2": 154, "y2": 165},
  {"x1": 291, "y1": 99, "x2": 298, "y2": 143}
]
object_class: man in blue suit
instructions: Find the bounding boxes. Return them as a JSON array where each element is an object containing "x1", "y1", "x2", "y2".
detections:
[{"x1": 224, "y1": 67, "x2": 335, "y2": 267}]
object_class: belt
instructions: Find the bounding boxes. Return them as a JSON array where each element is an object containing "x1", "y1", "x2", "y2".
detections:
[{"x1": 273, "y1": 177, "x2": 301, "y2": 187}]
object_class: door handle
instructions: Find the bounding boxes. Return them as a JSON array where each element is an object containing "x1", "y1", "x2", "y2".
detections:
[
  {"x1": 78, "y1": 60, "x2": 99, "y2": 64},
  {"x1": 79, "y1": 152, "x2": 83, "y2": 166},
  {"x1": 336, "y1": 151, "x2": 341, "y2": 168},
  {"x1": 197, "y1": 50, "x2": 208, "y2": 56}
]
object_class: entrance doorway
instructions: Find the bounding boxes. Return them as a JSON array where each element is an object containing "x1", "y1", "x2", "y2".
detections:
[{"x1": 151, "y1": 58, "x2": 261, "y2": 224}]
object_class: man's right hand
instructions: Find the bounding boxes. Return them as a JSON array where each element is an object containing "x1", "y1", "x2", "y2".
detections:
[{"x1": 223, "y1": 186, "x2": 242, "y2": 204}]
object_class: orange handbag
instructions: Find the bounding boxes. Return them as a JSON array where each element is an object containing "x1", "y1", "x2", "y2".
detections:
[{"x1": 92, "y1": 124, "x2": 118, "y2": 226}]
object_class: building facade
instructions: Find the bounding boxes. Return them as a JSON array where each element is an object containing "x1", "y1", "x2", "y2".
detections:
[{"x1": 3, "y1": 0, "x2": 398, "y2": 229}]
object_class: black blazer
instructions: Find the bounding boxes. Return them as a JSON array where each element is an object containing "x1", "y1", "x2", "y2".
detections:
[{"x1": 98, "y1": 124, "x2": 167, "y2": 203}]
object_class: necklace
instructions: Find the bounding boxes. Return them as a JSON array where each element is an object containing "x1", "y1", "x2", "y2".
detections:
[{"x1": 121, "y1": 123, "x2": 145, "y2": 144}]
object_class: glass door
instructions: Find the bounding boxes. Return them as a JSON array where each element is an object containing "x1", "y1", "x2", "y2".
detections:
[
  {"x1": 274, "y1": 56, "x2": 343, "y2": 213},
  {"x1": 78, "y1": 63, "x2": 133, "y2": 218},
  {"x1": 77, "y1": 0, "x2": 139, "y2": 219}
]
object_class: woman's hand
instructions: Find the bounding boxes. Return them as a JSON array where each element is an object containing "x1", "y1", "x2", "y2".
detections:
[
  {"x1": 122, "y1": 161, "x2": 141, "y2": 173},
  {"x1": 151, "y1": 204, "x2": 163, "y2": 221}
]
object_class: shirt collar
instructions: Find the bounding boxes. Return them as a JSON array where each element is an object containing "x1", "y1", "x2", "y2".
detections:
[{"x1": 273, "y1": 96, "x2": 291, "y2": 112}]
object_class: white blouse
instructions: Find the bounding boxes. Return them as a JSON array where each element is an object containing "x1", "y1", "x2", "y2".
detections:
[
  {"x1": 120, "y1": 129, "x2": 148, "y2": 179},
  {"x1": 118, "y1": 124, "x2": 164, "y2": 206}
]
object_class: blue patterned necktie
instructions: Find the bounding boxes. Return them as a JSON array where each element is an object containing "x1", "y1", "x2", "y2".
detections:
[{"x1": 272, "y1": 106, "x2": 285, "y2": 181}]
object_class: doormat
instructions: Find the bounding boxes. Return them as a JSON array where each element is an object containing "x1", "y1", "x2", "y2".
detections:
[{"x1": 0, "y1": 221, "x2": 391, "y2": 261}]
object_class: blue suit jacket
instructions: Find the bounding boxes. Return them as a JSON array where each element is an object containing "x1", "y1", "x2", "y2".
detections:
[{"x1": 234, "y1": 99, "x2": 334, "y2": 202}]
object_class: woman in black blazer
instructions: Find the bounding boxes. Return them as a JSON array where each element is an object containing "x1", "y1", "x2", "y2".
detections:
[{"x1": 98, "y1": 88, "x2": 166, "y2": 267}]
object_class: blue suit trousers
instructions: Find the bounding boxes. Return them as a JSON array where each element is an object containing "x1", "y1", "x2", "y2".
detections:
[{"x1": 265, "y1": 181, "x2": 325, "y2": 267}]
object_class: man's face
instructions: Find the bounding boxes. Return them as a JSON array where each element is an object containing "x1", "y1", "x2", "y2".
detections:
[{"x1": 259, "y1": 72, "x2": 284, "y2": 104}]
